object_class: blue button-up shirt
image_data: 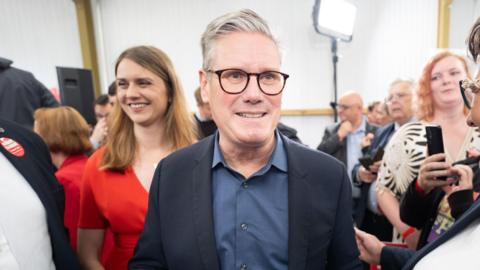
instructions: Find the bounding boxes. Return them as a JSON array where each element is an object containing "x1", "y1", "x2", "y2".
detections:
[
  {"x1": 346, "y1": 116, "x2": 367, "y2": 178},
  {"x1": 212, "y1": 131, "x2": 288, "y2": 270}
]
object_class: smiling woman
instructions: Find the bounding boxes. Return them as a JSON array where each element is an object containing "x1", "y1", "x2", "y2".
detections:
[{"x1": 77, "y1": 46, "x2": 197, "y2": 270}]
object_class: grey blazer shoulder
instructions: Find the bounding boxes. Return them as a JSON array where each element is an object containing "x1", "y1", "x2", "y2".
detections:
[{"x1": 317, "y1": 121, "x2": 378, "y2": 165}]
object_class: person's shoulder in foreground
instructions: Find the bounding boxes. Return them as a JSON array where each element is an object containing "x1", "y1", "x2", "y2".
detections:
[{"x1": 0, "y1": 117, "x2": 81, "y2": 270}]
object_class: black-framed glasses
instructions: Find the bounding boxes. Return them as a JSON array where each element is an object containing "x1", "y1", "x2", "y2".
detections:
[
  {"x1": 459, "y1": 79, "x2": 480, "y2": 109},
  {"x1": 207, "y1": 69, "x2": 289, "y2": 96}
]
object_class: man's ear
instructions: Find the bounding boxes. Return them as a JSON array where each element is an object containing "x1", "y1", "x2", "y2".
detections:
[{"x1": 199, "y1": 69, "x2": 210, "y2": 103}]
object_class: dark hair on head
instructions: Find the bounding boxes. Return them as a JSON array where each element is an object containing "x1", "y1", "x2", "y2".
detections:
[
  {"x1": 94, "y1": 94, "x2": 110, "y2": 106},
  {"x1": 468, "y1": 17, "x2": 480, "y2": 62},
  {"x1": 367, "y1": 101, "x2": 381, "y2": 112},
  {"x1": 108, "y1": 81, "x2": 117, "y2": 96}
]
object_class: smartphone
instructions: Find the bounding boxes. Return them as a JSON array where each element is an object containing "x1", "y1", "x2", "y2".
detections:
[
  {"x1": 359, "y1": 156, "x2": 373, "y2": 169},
  {"x1": 372, "y1": 146, "x2": 385, "y2": 162},
  {"x1": 425, "y1": 125, "x2": 446, "y2": 180}
]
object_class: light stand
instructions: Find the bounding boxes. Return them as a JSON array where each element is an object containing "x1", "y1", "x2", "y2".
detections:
[
  {"x1": 312, "y1": 0, "x2": 357, "y2": 123},
  {"x1": 331, "y1": 37, "x2": 339, "y2": 122}
]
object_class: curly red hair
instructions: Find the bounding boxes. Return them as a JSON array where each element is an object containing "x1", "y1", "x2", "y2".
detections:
[{"x1": 416, "y1": 51, "x2": 471, "y2": 121}]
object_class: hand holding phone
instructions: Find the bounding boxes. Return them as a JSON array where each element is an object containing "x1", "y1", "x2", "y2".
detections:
[
  {"x1": 359, "y1": 146, "x2": 384, "y2": 169},
  {"x1": 359, "y1": 156, "x2": 373, "y2": 169},
  {"x1": 372, "y1": 146, "x2": 384, "y2": 162}
]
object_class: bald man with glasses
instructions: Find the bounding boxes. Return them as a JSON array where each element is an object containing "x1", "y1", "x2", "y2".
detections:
[{"x1": 317, "y1": 91, "x2": 378, "y2": 224}]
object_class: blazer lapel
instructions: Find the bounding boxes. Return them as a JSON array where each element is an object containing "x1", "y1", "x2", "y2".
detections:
[
  {"x1": 402, "y1": 198, "x2": 480, "y2": 269},
  {"x1": 192, "y1": 137, "x2": 220, "y2": 270},
  {"x1": 284, "y1": 138, "x2": 310, "y2": 270}
]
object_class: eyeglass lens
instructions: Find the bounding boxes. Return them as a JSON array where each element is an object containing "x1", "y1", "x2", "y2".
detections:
[{"x1": 219, "y1": 69, "x2": 286, "y2": 95}]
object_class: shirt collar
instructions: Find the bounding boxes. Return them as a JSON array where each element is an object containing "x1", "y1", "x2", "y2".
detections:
[
  {"x1": 352, "y1": 116, "x2": 367, "y2": 134},
  {"x1": 212, "y1": 130, "x2": 287, "y2": 173}
]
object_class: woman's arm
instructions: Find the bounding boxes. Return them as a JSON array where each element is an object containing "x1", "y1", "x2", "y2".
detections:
[
  {"x1": 77, "y1": 228, "x2": 106, "y2": 270},
  {"x1": 377, "y1": 188, "x2": 419, "y2": 249}
]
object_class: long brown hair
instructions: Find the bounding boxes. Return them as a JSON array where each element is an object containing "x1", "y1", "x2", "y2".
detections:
[
  {"x1": 416, "y1": 51, "x2": 471, "y2": 121},
  {"x1": 101, "y1": 46, "x2": 197, "y2": 171}
]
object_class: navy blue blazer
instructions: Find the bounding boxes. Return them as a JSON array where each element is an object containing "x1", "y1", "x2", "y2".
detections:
[
  {"x1": 130, "y1": 134, "x2": 362, "y2": 270},
  {"x1": 0, "y1": 118, "x2": 80, "y2": 270},
  {"x1": 351, "y1": 123, "x2": 396, "y2": 226}
]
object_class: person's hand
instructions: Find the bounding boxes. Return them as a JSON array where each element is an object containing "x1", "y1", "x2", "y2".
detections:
[
  {"x1": 467, "y1": 147, "x2": 480, "y2": 158},
  {"x1": 444, "y1": 164, "x2": 473, "y2": 194},
  {"x1": 90, "y1": 118, "x2": 108, "y2": 146},
  {"x1": 358, "y1": 166, "x2": 376, "y2": 183},
  {"x1": 404, "y1": 229, "x2": 420, "y2": 249},
  {"x1": 361, "y1": 133, "x2": 375, "y2": 148},
  {"x1": 337, "y1": 121, "x2": 353, "y2": 140},
  {"x1": 417, "y1": 153, "x2": 454, "y2": 194},
  {"x1": 355, "y1": 228, "x2": 385, "y2": 265},
  {"x1": 369, "y1": 160, "x2": 382, "y2": 174}
]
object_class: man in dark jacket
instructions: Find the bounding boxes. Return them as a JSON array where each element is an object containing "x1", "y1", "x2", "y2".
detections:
[
  {"x1": 0, "y1": 57, "x2": 58, "y2": 129},
  {"x1": 317, "y1": 91, "x2": 378, "y2": 222},
  {"x1": 352, "y1": 79, "x2": 415, "y2": 235}
]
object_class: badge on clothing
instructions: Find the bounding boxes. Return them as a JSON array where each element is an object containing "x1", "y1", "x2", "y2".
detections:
[{"x1": 0, "y1": 137, "x2": 25, "y2": 157}]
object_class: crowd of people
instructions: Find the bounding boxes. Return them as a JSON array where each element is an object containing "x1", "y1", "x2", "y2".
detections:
[{"x1": 3, "y1": 8, "x2": 480, "y2": 270}]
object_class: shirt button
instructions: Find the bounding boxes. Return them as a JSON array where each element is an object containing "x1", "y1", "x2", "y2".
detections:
[
  {"x1": 240, "y1": 223, "x2": 248, "y2": 231},
  {"x1": 242, "y1": 182, "x2": 248, "y2": 189},
  {"x1": 240, "y1": 263, "x2": 248, "y2": 270}
]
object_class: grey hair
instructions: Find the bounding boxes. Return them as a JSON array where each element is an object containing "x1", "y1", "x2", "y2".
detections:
[
  {"x1": 389, "y1": 78, "x2": 415, "y2": 89},
  {"x1": 200, "y1": 9, "x2": 279, "y2": 70}
]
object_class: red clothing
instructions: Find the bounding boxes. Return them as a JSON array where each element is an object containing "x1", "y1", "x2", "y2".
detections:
[
  {"x1": 55, "y1": 154, "x2": 88, "y2": 250},
  {"x1": 79, "y1": 148, "x2": 148, "y2": 270}
]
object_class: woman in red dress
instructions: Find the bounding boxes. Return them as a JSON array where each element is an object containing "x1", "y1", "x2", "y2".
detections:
[
  {"x1": 77, "y1": 46, "x2": 197, "y2": 270},
  {"x1": 33, "y1": 106, "x2": 92, "y2": 250}
]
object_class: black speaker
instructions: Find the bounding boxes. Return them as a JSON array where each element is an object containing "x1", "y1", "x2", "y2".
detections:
[{"x1": 56, "y1": 67, "x2": 96, "y2": 125}]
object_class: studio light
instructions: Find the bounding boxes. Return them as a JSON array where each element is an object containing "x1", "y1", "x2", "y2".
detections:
[
  {"x1": 313, "y1": 0, "x2": 357, "y2": 42},
  {"x1": 312, "y1": 0, "x2": 357, "y2": 121}
]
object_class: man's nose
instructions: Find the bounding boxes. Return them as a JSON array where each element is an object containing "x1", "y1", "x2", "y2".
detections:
[{"x1": 241, "y1": 75, "x2": 262, "y2": 102}]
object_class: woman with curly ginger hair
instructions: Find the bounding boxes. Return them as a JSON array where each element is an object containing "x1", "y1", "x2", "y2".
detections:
[
  {"x1": 376, "y1": 50, "x2": 480, "y2": 250},
  {"x1": 356, "y1": 16, "x2": 480, "y2": 270}
]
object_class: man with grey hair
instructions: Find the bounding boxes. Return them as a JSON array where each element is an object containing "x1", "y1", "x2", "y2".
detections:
[
  {"x1": 352, "y1": 79, "x2": 415, "y2": 241},
  {"x1": 130, "y1": 9, "x2": 361, "y2": 270}
]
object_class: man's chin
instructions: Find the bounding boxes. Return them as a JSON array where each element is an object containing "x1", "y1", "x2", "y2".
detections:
[{"x1": 236, "y1": 132, "x2": 276, "y2": 147}]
